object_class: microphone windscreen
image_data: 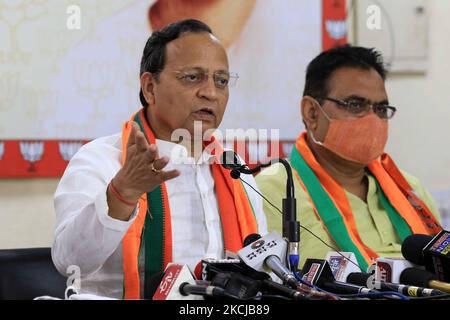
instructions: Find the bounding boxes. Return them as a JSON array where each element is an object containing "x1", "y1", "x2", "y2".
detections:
[
  {"x1": 346, "y1": 272, "x2": 371, "y2": 286},
  {"x1": 401, "y1": 234, "x2": 433, "y2": 265},
  {"x1": 243, "y1": 233, "x2": 261, "y2": 247},
  {"x1": 400, "y1": 268, "x2": 437, "y2": 287},
  {"x1": 145, "y1": 271, "x2": 165, "y2": 299}
]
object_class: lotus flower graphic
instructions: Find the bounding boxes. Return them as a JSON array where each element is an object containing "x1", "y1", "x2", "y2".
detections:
[
  {"x1": 325, "y1": 19, "x2": 347, "y2": 40},
  {"x1": 73, "y1": 59, "x2": 118, "y2": 103},
  {"x1": 0, "y1": 0, "x2": 48, "y2": 52},
  {"x1": 19, "y1": 141, "x2": 44, "y2": 172},
  {"x1": 0, "y1": 72, "x2": 20, "y2": 110},
  {"x1": 58, "y1": 141, "x2": 83, "y2": 162}
]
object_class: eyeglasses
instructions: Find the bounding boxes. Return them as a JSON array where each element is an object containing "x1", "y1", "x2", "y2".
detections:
[
  {"x1": 173, "y1": 68, "x2": 238, "y2": 89},
  {"x1": 318, "y1": 96, "x2": 397, "y2": 119}
]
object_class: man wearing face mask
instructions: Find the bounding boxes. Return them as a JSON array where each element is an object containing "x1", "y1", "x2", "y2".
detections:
[{"x1": 256, "y1": 45, "x2": 442, "y2": 271}]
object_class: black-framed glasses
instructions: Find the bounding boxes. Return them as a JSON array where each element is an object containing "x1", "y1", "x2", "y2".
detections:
[
  {"x1": 173, "y1": 68, "x2": 238, "y2": 89},
  {"x1": 318, "y1": 96, "x2": 397, "y2": 119}
]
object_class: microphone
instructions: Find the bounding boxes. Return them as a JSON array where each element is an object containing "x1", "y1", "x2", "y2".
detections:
[
  {"x1": 151, "y1": 263, "x2": 230, "y2": 300},
  {"x1": 221, "y1": 150, "x2": 244, "y2": 179},
  {"x1": 195, "y1": 258, "x2": 266, "y2": 281},
  {"x1": 152, "y1": 263, "x2": 204, "y2": 300},
  {"x1": 237, "y1": 232, "x2": 299, "y2": 289},
  {"x1": 325, "y1": 251, "x2": 361, "y2": 282},
  {"x1": 194, "y1": 234, "x2": 263, "y2": 281},
  {"x1": 400, "y1": 267, "x2": 450, "y2": 294},
  {"x1": 402, "y1": 230, "x2": 450, "y2": 282},
  {"x1": 195, "y1": 258, "x2": 309, "y2": 300},
  {"x1": 210, "y1": 272, "x2": 261, "y2": 300},
  {"x1": 374, "y1": 257, "x2": 418, "y2": 283},
  {"x1": 300, "y1": 259, "x2": 377, "y2": 295},
  {"x1": 195, "y1": 256, "x2": 312, "y2": 300},
  {"x1": 401, "y1": 234, "x2": 433, "y2": 265},
  {"x1": 178, "y1": 282, "x2": 229, "y2": 299},
  {"x1": 346, "y1": 272, "x2": 446, "y2": 297},
  {"x1": 221, "y1": 150, "x2": 300, "y2": 271},
  {"x1": 213, "y1": 271, "x2": 314, "y2": 301}
]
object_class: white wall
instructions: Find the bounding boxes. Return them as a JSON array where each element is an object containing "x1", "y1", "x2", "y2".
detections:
[
  {"x1": 0, "y1": 179, "x2": 57, "y2": 249},
  {"x1": 360, "y1": 0, "x2": 450, "y2": 192},
  {"x1": 349, "y1": 0, "x2": 450, "y2": 226}
]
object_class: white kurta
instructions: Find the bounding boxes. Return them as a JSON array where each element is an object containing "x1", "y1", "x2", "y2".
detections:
[{"x1": 52, "y1": 132, "x2": 268, "y2": 299}]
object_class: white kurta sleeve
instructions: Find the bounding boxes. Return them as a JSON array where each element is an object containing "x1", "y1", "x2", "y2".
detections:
[{"x1": 51, "y1": 134, "x2": 137, "y2": 277}]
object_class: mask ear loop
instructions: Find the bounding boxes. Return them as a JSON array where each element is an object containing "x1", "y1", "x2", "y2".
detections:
[
  {"x1": 307, "y1": 98, "x2": 332, "y2": 146},
  {"x1": 314, "y1": 98, "x2": 335, "y2": 121}
]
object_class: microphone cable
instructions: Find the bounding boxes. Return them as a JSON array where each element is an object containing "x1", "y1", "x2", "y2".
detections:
[
  {"x1": 239, "y1": 177, "x2": 362, "y2": 272},
  {"x1": 239, "y1": 178, "x2": 412, "y2": 300}
]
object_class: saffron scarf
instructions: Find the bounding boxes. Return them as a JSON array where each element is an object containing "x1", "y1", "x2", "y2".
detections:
[
  {"x1": 290, "y1": 132, "x2": 441, "y2": 270},
  {"x1": 120, "y1": 109, "x2": 258, "y2": 299}
]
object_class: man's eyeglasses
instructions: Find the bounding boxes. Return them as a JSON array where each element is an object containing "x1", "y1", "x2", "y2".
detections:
[
  {"x1": 173, "y1": 69, "x2": 238, "y2": 89},
  {"x1": 317, "y1": 96, "x2": 397, "y2": 119}
]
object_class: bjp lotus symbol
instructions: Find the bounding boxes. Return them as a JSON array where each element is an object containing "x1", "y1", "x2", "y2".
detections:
[
  {"x1": 0, "y1": 142, "x2": 4, "y2": 161},
  {"x1": 325, "y1": 19, "x2": 347, "y2": 40},
  {"x1": 19, "y1": 141, "x2": 44, "y2": 172},
  {"x1": 58, "y1": 141, "x2": 83, "y2": 162}
]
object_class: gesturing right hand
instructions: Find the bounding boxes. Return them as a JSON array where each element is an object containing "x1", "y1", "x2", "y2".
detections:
[{"x1": 108, "y1": 122, "x2": 180, "y2": 221}]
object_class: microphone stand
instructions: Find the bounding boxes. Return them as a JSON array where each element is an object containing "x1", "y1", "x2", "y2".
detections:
[{"x1": 223, "y1": 153, "x2": 300, "y2": 272}]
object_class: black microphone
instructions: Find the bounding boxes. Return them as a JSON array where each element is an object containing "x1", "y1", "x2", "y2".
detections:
[
  {"x1": 221, "y1": 150, "x2": 300, "y2": 270},
  {"x1": 300, "y1": 259, "x2": 378, "y2": 295},
  {"x1": 178, "y1": 282, "x2": 229, "y2": 299},
  {"x1": 150, "y1": 263, "x2": 229, "y2": 300},
  {"x1": 211, "y1": 272, "x2": 261, "y2": 300},
  {"x1": 199, "y1": 233, "x2": 299, "y2": 289},
  {"x1": 402, "y1": 230, "x2": 450, "y2": 282},
  {"x1": 346, "y1": 272, "x2": 446, "y2": 297},
  {"x1": 238, "y1": 232, "x2": 299, "y2": 289},
  {"x1": 400, "y1": 268, "x2": 450, "y2": 293},
  {"x1": 401, "y1": 234, "x2": 432, "y2": 265},
  {"x1": 212, "y1": 271, "x2": 310, "y2": 301},
  {"x1": 195, "y1": 255, "x2": 309, "y2": 300},
  {"x1": 221, "y1": 150, "x2": 244, "y2": 179}
]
